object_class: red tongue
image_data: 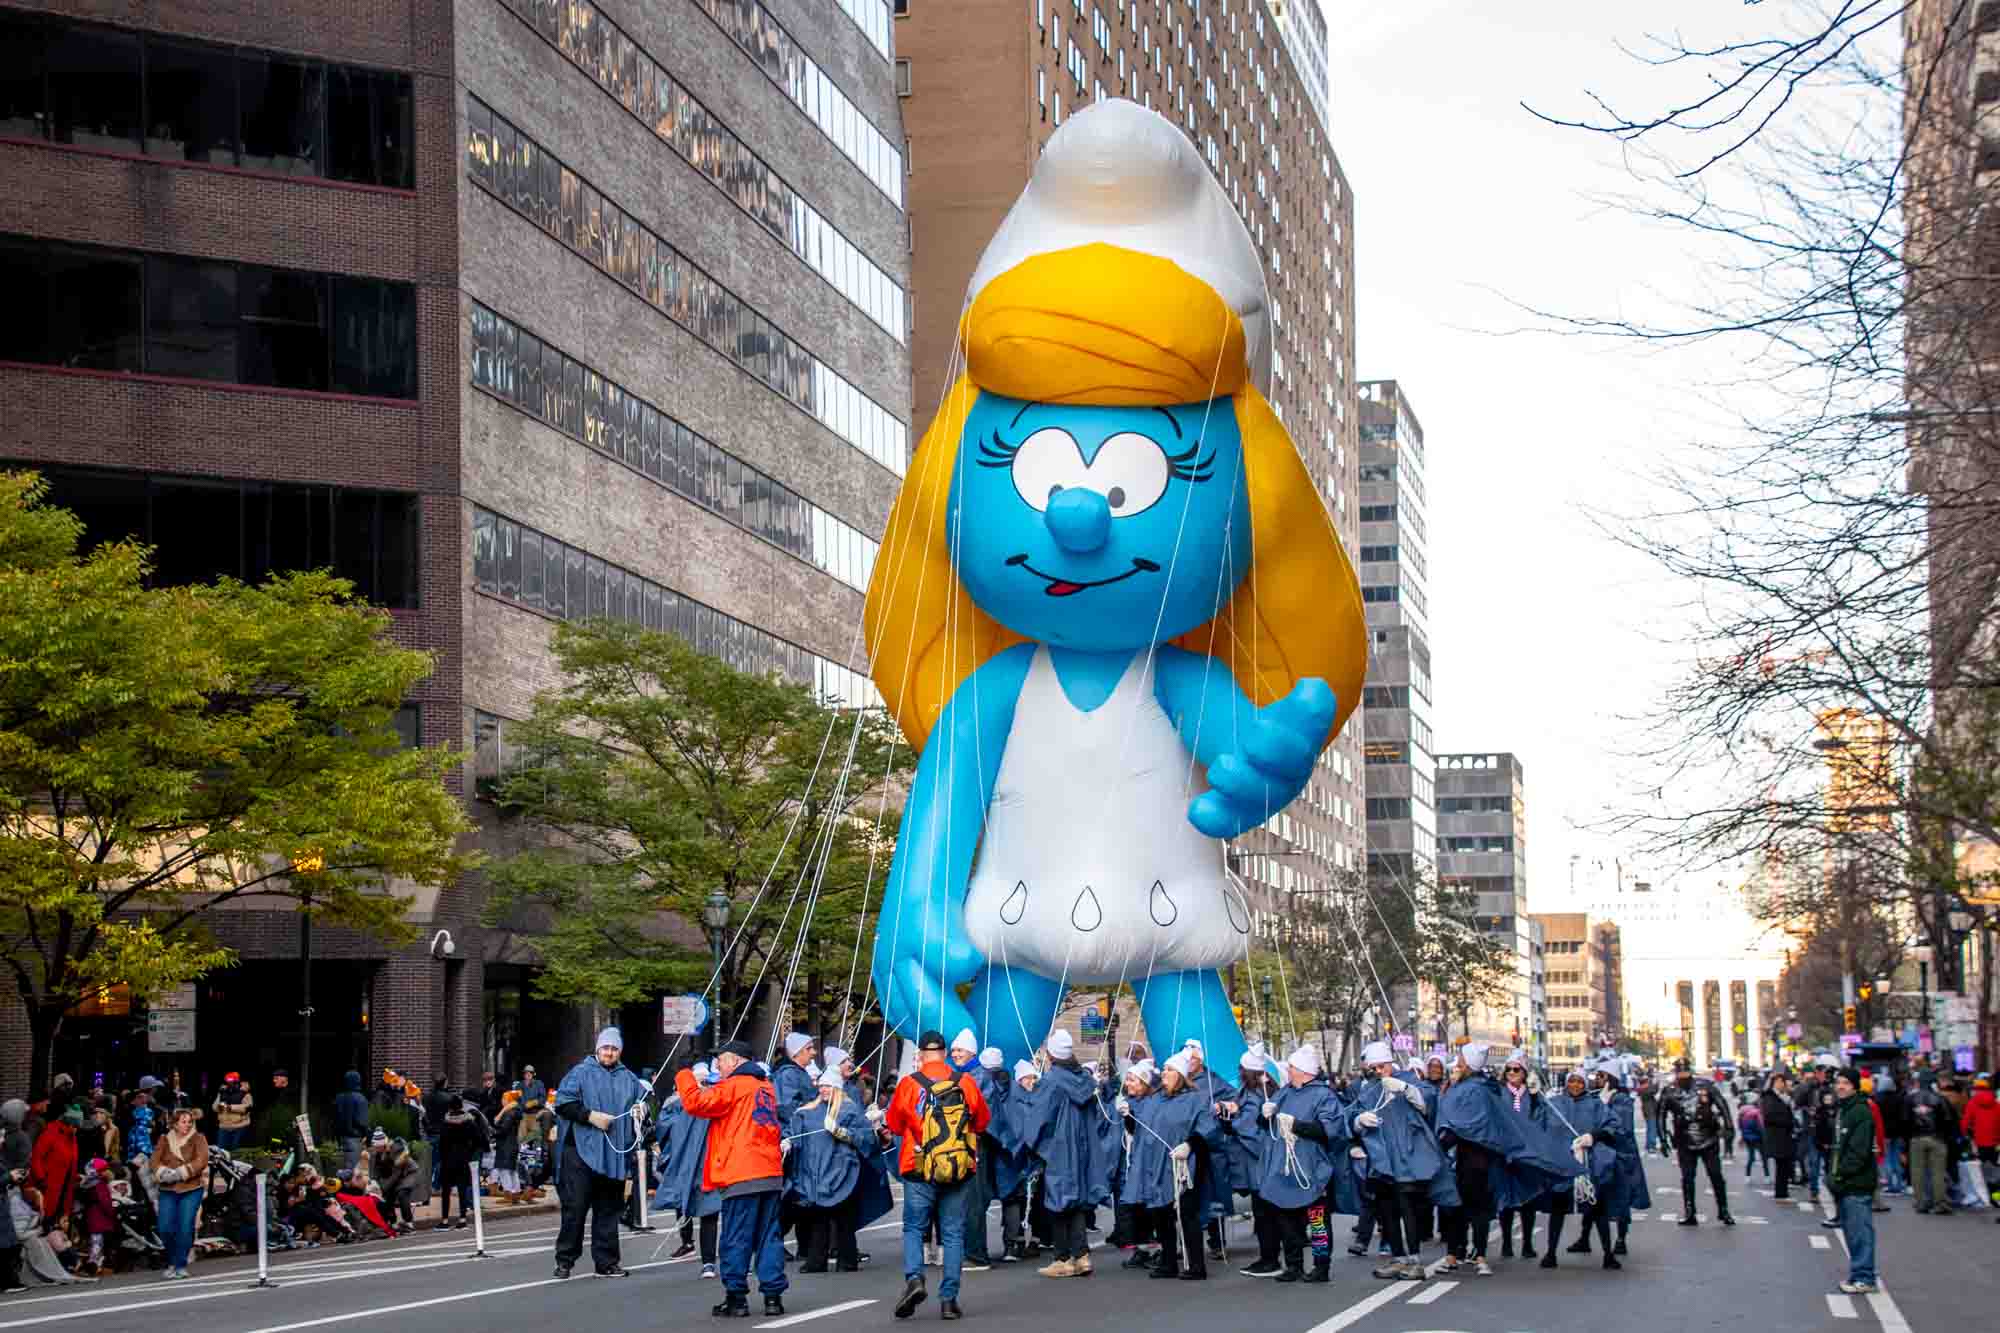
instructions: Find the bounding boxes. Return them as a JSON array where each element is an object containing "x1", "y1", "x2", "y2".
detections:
[{"x1": 1045, "y1": 581, "x2": 1084, "y2": 597}]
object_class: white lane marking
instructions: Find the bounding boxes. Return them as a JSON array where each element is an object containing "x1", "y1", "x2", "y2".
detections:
[
  {"x1": 1406, "y1": 1281, "x2": 1455, "y2": 1305},
  {"x1": 1866, "y1": 1285, "x2": 1911, "y2": 1332},
  {"x1": 1810, "y1": 1235, "x2": 1831, "y2": 1250},
  {"x1": 238, "y1": 1255, "x2": 689, "y2": 1333},
  {"x1": 1825, "y1": 1294, "x2": 1858, "y2": 1318},
  {"x1": 1303, "y1": 1283, "x2": 1410, "y2": 1333},
  {"x1": 756, "y1": 1300, "x2": 878, "y2": 1329},
  {"x1": 1741, "y1": 1216, "x2": 1768, "y2": 1225},
  {"x1": 1796, "y1": 1201, "x2": 1816, "y2": 1212}
]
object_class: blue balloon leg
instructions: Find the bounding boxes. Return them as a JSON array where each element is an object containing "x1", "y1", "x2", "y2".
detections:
[{"x1": 1133, "y1": 968, "x2": 1249, "y2": 1076}]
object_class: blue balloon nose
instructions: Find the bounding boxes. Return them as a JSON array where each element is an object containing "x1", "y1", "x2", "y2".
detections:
[{"x1": 1044, "y1": 487, "x2": 1111, "y2": 553}]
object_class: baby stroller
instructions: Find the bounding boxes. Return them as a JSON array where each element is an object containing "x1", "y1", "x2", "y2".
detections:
[
  {"x1": 108, "y1": 1180, "x2": 165, "y2": 1272},
  {"x1": 205, "y1": 1151, "x2": 296, "y2": 1254}
]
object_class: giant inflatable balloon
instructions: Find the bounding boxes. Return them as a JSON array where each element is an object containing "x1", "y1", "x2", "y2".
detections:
[{"x1": 863, "y1": 100, "x2": 1367, "y2": 1071}]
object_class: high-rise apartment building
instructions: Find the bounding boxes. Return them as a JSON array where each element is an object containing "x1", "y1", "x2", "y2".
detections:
[
  {"x1": 0, "y1": 0, "x2": 907, "y2": 1089},
  {"x1": 1436, "y1": 751, "x2": 1531, "y2": 1049},
  {"x1": 897, "y1": 0, "x2": 1366, "y2": 927},
  {"x1": 1357, "y1": 380, "x2": 1435, "y2": 887}
]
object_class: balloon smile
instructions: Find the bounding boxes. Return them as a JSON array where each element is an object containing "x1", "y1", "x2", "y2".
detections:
[{"x1": 1005, "y1": 554, "x2": 1161, "y2": 596}]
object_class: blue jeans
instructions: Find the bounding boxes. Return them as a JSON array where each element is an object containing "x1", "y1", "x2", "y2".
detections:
[
  {"x1": 903, "y1": 1178, "x2": 969, "y2": 1300},
  {"x1": 1836, "y1": 1192, "x2": 1876, "y2": 1285},
  {"x1": 158, "y1": 1188, "x2": 202, "y2": 1270},
  {"x1": 1644, "y1": 1116, "x2": 1659, "y2": 1151},
  {"x1": 1802, "y1": 1141, "x2": 1824, "y2": 1193},
  {"x1": 215, "y1": 1127, "x2": 245, "y2": 1151},
  {"x1": 1881, "y1": 1140, "x2": 1905, "y2": 1192},
  {"x1": 1744, "y1": 1143, "x2": 1765, "y2": 1176},
  {"x1": 718, "y1": 1191, "x2": 787, "y2": 1298}
]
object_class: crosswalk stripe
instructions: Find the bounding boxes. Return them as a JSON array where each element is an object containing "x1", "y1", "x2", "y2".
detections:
[
  {"x1": 1810, "y1": 1235, "x2": 1831, "y2": 1249},
  {"x1": 1407, "y1": 1281, "x2": 1455, "y2": 1306},
  {"x1": 1824, "y1": 1294, "x2": 1859, "y2": 1319}
]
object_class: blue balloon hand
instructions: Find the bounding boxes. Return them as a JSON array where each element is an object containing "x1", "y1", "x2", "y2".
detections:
[
  {"x1": 1187, "y1": 677, "x2": 1338, "y2": 839},
  {"x1": 871, "y1": 870, "x2": 985, "y2": 1045}
]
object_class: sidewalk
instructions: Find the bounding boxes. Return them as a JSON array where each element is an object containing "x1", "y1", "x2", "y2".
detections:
[{"x1": 1825, "y1": 1186, "x2": 1995, "y2": 1326}]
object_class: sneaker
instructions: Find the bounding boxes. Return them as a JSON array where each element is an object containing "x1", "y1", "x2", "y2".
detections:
[
  {"x1": 1935, "y1": 1206, "x2": 1955, "y2": 1215},
  {"x1": 1473, "y1": 1258, "x2": 1493, "y2": 1276},
  {"x1": 552, "y1": 1263, "x2": 572, "y2": 1279},
  {"x1": 1838, "y1": 1281, "x2": 1877, "y2": 1295},
  {"x1": 1239, "y1": 1260, "x2": 1283, "y2": 1278},
  {"x1": 700, "y1": 1263, "x2": 718, "y2": 1279},
  {"x1": 1121, "y1": 1248, "x2": 1157, "y2": 1270},
  {"x1": 1371, "y1": 1263, "x2": 1405, "y2": 1280},
  {"x1": 1037, "y1": 1259, "x2": 1077, "y2": 1278},
  {"x1": 960, "y1": 1258, "x2": 991, "y2": 1273},
  {"x1": 1820, "y1": 1218, "x2": 1842, "y2": 1229},
  {"x1": 671, "y1": 1241, "x2": 696, "y2": 1259},
  {"x1": 1437, "y1": 1256, "x2": 1461, "y2": 1272}
]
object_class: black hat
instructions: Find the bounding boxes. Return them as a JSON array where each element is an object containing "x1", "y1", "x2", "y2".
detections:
[
  {"x1": 716, "y1": 1040, "x2": 756, "y2": 1061},
  {"x1": 1672, "y1": 1059, "x2": 1691, "y2": 1072},
  {"x1": 918, "y1": 1029, "x2": 948, "y2": 1052}
]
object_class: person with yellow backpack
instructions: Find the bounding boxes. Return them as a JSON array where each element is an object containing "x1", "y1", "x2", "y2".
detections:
[{"x1": 885, "y1": 1030, "x2": 992, "y2": 1321}]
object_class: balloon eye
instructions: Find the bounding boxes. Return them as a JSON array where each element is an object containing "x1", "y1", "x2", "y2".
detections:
[{"x1": 1108, "y1": 486, "x2": 1126, "y2": 509}]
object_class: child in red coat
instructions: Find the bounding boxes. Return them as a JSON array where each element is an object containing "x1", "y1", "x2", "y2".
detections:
[{"x1": 78, "y1": 1159, "x2": 117, "y2": 1275}]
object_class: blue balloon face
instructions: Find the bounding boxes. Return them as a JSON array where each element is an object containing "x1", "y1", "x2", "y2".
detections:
[{"x1": 946, "y1": 394, "x2": 1253, "y2": 651}]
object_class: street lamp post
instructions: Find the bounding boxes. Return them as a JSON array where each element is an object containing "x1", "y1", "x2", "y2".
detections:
[
  {"x1": 702, "y1": 890, "x2": 730, "y2": 1055},
  {"x1": 289, "y1": 851, "x2": 324, "y2": 1122},
  {"x1": 1910, "y1": 939, "x2": 1934, "y2": 1047}
]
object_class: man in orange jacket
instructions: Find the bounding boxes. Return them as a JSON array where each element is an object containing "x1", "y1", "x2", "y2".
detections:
[
  {"x1": 675, "y1": 1040, "x2": 788, "y2": 1319},
  {"x1": 886, "y1": 1030, "x2": 991, "y2": 1322}
]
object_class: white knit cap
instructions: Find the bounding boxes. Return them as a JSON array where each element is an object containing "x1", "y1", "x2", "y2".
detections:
[
  {"x1": 1163, "y1": 1051, "x2": 1193, "y2": 1079},
  {"x1": 1461, "y1": 1042, "x2": 1490, "y2": 1072},
  {"x1": 1287, "y1": 1044, "x2": 1323, "y2": 1078},
  {"x1": 966, "y1": 99, "x2": 1272, "y2": 394},
  {"x1": 1013, "y1": 1060, "x2": 1040, "y2": 1082},
  {"x1": 1126, "y1": 1059, "x2": 1157, "y2": 1085},
  {"x1": 783, "y1": 1032, "x2": 813, "y2": 1058},
  {"x1": 823, "y1": 1045, "x2": 850, "y2": 1070},
  {"x1": 1240, "y1": 1041, "x2": 1269, "y2": 1073},
  {"x1": 1182, "y1": 1039, "x2": 1204, "y2": 1062},
  {"x1": 816, "y1": 1065, "x2": 844, "y2": 1091},
  {"x1": 806, "y1": 1061, "x2": 823, "y2": 1080},
  {"x1": 979, "y1": 1047, "x2": 1004, "y2": 1071},
  {"x1": 951, "y1": 1027, "x2": 979, "y2": 1055},
  {"x1": 1361, "y1": 1041, "x2": 1393, "y2": 1067},
  {"x1": 1046, "y1": 1030, "x2": 1075, "y2": 1059}
]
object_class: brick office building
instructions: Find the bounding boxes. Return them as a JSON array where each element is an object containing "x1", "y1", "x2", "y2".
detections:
[
  {"x1": 894, "y1": 0, "x2": 1366, "y2": 940},
  {"x1": 0, "y1": 0, "x2": 908, "y2": 1097}
]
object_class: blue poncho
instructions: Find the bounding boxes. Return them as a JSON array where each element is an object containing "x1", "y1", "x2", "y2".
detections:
[
  {"x1": 554, "y1": 1055, "x2": 646, "y2": 1181},
  {"x1": 1022, "y1": 1063, "x2": 1115, "y2": 1212},
  {"x1": 784, "y1": 1092, "x2": 873, "y2": 1210},
  {"x1": 1346, "y1": 1077, "x2": 1458, "y2": 1208},
  {"x1": 772, "y1": 1060, "x2": 817, "y2": 1123},
  {"x1": 1118, "y1": 1087, "x2": 1224, "y2": 1209},
  {"x1": 1439, "y1": 1076, "x2": 1584, "y2": 1211},
  {"x1": 992, "y1": 1078, "x2": 1046, "y2": 1200},
  {"x1": 1253, "y1": 1075, "x2": 1349, "y2": 1211},
  {"x1": 1542, "y1": 1090, "x2": 1618, "y2": 1200},
  {"x1": 653, "y1": 1104, "x2": 720, "y2": 1218},
  {"x1": 1217, "y1": 1075, "x2": 1271, "y2": 1195},
  {"x1": 1597, "y1": 1089, "x2": 1649, "y2": 1219}
]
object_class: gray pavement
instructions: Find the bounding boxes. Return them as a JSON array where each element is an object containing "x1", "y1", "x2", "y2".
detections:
[{"x1": 0, "y1": 1154, "x2": 1987, "y2": 1333}]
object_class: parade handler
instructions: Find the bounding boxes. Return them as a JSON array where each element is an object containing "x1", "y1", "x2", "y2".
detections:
[{"x1": 552, "y1": 1027, "x2": 647, "y2": 1279}]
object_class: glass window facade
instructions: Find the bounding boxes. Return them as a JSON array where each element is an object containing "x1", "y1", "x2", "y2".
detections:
[
  {"x1": 469, "y1": 300, "x2": 878, "y2": 593},
  {"x1": 466, "y1": 98, "x2": 905, "y2": 474},
  {"x1": 0, "y1": 233, "x2": 416, "y2": 398},
  {"x1": 471, "y1": 504, "x2": 873, "y2": 708},
  {"x1": 0, "y1": 12, "x2": 414, "y2": 187},
  {"x1": 25, "y1": 465, "x2": 420, "y2": 606},
  {"x1": 491, "y1": 0, "x2": 904, "y2": 340}
]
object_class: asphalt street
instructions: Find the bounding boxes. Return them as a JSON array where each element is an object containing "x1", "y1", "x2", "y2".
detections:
[{"x1": 0, "y1": 1155, "x2": 1987, "y2": 1333}]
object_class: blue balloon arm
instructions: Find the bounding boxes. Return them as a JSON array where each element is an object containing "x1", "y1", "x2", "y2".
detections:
[
  {"x1": 872, "y1": 644, "x2": 1035, "y2": 1041},
  {"x1": 1155, "y1": 647, "x2": 1335, "y2": 838}
]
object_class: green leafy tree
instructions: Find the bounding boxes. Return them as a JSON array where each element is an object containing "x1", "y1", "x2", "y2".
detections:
[
  {"x1": 0, "y1": 472, "x2": 475, "y2": 1091},
  {"x1": 481, "y1": 618, "x2": 911, "y2": 1050}
]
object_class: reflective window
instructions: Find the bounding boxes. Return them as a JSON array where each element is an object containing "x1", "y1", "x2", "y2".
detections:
[
  {"x1": 238, "y1": 54, "x2": 322, "y2": 175},
  {"x1": 145, "y1": 38, "x2": 237, "y2": 164},
  {"x1": 146, "y1": 255, "x2": 239, "y2": 382},
  {"x1": 465, "y1": 101, "x2": 906, "y2": 473},
  {"x1": 46, "y1": 23, "x2": 140, "y2": 151}
]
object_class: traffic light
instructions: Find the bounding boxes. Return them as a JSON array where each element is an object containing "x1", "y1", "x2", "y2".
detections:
[
  {"x1": 1857, "y1": 983, "x2": 1872, "y2": 1001},
  {"x1": 1843, "y1": 1004, "x2": 1858, "y2": 1030}
]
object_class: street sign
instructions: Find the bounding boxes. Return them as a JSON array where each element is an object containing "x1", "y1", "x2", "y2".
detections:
[
  {"x1": 1080, "y1": 1008, "x2": 1107, "y2": 1037},
  {"x1": 1786, "y1": 1021, "x2": 1803, "y2": 1039},
  {"x1": 1953, "y1": 1045, "x2": 1976, "y2": 1072},
  {"x1": 146, "y1": 983, "x2": 197, "y2": 1052},
  {"x1": 660, "y1": 994, "x2": 710, "y2": 1036},
  {"x1": 1869, "y1": 1025, "x2": 1893, "y2": 1043},
  {"x1": 1391, "y1": 1033, "x2": 1415, "y2": 1052}
]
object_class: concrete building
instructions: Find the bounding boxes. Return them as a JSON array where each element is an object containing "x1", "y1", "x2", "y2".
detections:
[
  {"x1": 1358, "y1": 380, "x2": 1435, "y2": 887},
  {"x1": 1530, "y1": 911, "x2": 1621, "y2": 1068},
  {"x1": 896, "y1": 0, "x2": 1367, "y2": 934},
  {"x1": 1435, "y1": 752, "x2": 1532, "y2": 1050},
  {"x1": 1527, "y1": 916, "x2": 1549, "y2": 1058},
  {"x1": 0, "y1": 0, "x2": 906, "y2": 1092}
]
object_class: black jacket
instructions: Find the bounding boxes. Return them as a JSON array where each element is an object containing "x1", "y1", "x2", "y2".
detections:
[
  {"x1": 421, "y1": 1084, "x2": 455, "y2": 1138},
  {"x1": 437, "y1": 1105, "x2": 491, "y2": 1176},
  {"x1": 1663, "y1": 1082, "x2": 1729, "y2": 1152},
  {"x1": 1757, "y1": 1090, "x2": 1797, "y2": 1154}
]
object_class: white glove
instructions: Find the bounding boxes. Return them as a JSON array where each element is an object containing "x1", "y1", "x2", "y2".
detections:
[
  {"x1": 1356, "y1": 1110, "x2": 1382, "y2": 1130},
  {"x1": 587, "y1": 1110, "x2": 615, "y2": 1130},
  {"x1": 1277, "y1": 1112, "x2": 1297, "y2": 1141},
  {"x1": 1571, "y1": 1133, "x2": 1593, "y2": 1151},
  {"x1": 865, "y1": 1104, "x2": 883, "y2": 1124},
  {"x1": 780, "y1": 1137, "x2": 792, "y2": 1158},
  {"x1": 1170, "y1": 1143, "x2": 1190, "y2": 1162},
  {"x1": 1380, "y1": 1077, "x2": 1407, "y2": 1095},
  {"x1": 660, "y1": 1093, "x2": 682, "y2": 1111},
  {"x1": 1349, "y1": 1146, "x2": 1367, "y2": 1159},
  {"x1": 1402, "y1": 1083, "x2": 1427, "y2": 1111},
  {"x1": 156, "y1": 1166, "x2": 183, "y2": 1185},
  {"x1": 1261, "y1": 1101, "x2": 1278, "y2": 1120},
  {"x1": 830, "y1": 1127, "x2": 852, "y2": 1145}
]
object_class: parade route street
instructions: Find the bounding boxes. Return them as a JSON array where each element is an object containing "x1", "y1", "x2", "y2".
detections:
[{"x1": 0, "y1": 1156, "x2": 1988, "y2": 1333}]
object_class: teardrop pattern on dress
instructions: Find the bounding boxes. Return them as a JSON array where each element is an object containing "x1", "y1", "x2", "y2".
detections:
[
  {"x1": 999, "y1": 880, "x2": 1028, "y2": 925},
  {"x1": 1222, "y1": 880, "x2": 1251, "y2": 935},
  {"x1": 1148, "y1": 880, "x2": 1178, "y2": 927},
  {"x1": 1071, "y1": 884, "x2": 1103, "y2": 932}
]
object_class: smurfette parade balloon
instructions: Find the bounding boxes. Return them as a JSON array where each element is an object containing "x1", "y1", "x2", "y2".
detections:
[{"x1": 862, "y1": 100, "x2": 1366, "y2": 1072}]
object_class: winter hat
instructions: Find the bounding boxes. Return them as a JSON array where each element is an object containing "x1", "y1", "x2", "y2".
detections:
[
  {"x1": 1360, "y1": 1040, "x2": 1393, "y2": 1067},
  {"x1": 806, "y1": 1061, "x2": 823, "y2": 1080},
  {"x1": 783, "y1": 1032, "x2": 813, "y2": 1058},
  {"x1": 595, "y1": 1026, "x2": 624, "y2": 1051},
  {"x1": 1240, "y1": 1042, "x2": 1270, "y2": 1073},
  {"x1": 1182, "y1": 1039, "x2": 1204, "y2": 1063},
  {"x1": 0, "y1": 1100, "x2": 25, "y2": 1129},
  {"x1": 370, "y1": 1128, "x2": 389, "y2": 1146},
  {"x1": 88, "y1": 1157, "x2": 107, "y2": 1174},
  {"x1": 137, "y1": 1076, "x2": 162, "y2": 1092},
  {"x1": 61, "y1": 1107, "x2": 83, "y2": 1126},
  {"x1": 950, "y1": 1028, "x2": 979, "y2": 1056},
  {"x1": 979, "y1": 1047, "x2": 1004, "y2": 1071},
  {"x1": 1125, "y1": 1059, "x2": 1157, "y2": 1086},
  {"x1": 1013, "y1": 1060, "x2": 1040, "y2": 1083},
  {"x1": 1046, "y1": 1030, "x2": 1075, "y2": 1059},
  {"x1": 716, "y1": 1040, "x2": 756, "y2": 1061},
  {"x1": 823, "y1": 1045, "x2": 851, "y2": 1071},
  {"x1": 1460, "y1": 1042, "x2": 1490, "y2": 1072},
  {"x1": 1287, "y1": 1044, "x2": 1323, "y2": 1078},
  {"x1": 1163, "y1": 1051, "x2": 1193, "y2": 1080},
  {"x1": 816, "y1": 1065, "x2": 844, "y2": 1091}
]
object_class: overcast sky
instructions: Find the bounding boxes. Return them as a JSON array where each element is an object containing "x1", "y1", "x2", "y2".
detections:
[{"x1": 1321, "y1": 1, "x2": 1802, "y2": 907}]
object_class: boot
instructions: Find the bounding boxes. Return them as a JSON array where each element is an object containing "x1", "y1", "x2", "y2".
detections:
[
  {"x1": 940, "y1": 1301, "x2": 962, "y2": 1321},
  {"x1": 712, "y1": 1295, "x2": 750, "y2": 1318},
  {"x1": 1603, "y1": 1252, "x2": 1622, "y2": 1271},
  {"x1": 894, "y1": 1277, "x2": 927, "y2": 1318},
  {"x1": 763, "y1": 1296, "x2": 784, "y2": 1317},
  {"x1": 1301, "y1": 1262, "x2": 1329, "y2": 1284},
  {"x1": 1678, "y1": 1207, "x2": 1698, "y2": 1226},
  {"x1": 1121, "y1": 1247, "x2": 1157, "y2": 1270},
  {"x1": 1566, "y1": 1237, "x2": 1591, "y2": 1254},
  {"x1": 1147, "y1": 1259, "x2": 1180, "y2": 1279},
  {"x1": 1499, "y1": 1236, "x2": 1514, "y2": 1259},
  {"x1": 1275, "y1": 1266, "x2": 1304, "y2": 1283},
  {"x1": 1538, "y1": 1252, "x2": 1557, "y2": 1269},
  {"x1": 1718, "y1": 1210, "x2": 1736, "y2": 1227}
]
